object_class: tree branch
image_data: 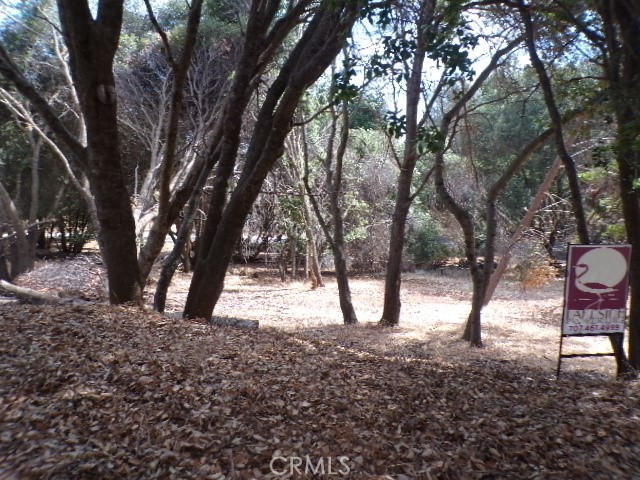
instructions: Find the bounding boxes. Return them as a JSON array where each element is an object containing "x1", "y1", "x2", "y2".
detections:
[{"x1": 0, "y1": 43, "x2": 87, "y2": 169}]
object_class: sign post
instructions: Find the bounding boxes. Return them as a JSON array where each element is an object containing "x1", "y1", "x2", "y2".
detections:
[{"x1": 557, "y1": 244, "x2": 632, "y2": 377}]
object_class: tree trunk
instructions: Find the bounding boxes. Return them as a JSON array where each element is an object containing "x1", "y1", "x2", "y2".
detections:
[
  {"x1": 379, "y1": 10, "x2": 428, "y2": 326},
  {"x1": 299, "y1": 184, "x2": 323, "y2": 288},
  {"x1": 522, "y1": 1, "x2": 635, "y2": 376},
  {"x1": 434, "y1": 38, "x2": 523, "y2": 345},
  {"x1": 484, "y1": 156, "x2": 563, "y2": 305},
  {"x1": 0, "y1": 181, "x2": 30, "y2": 278},
  {"x1": 183, "y1": 2, "x2": 359, "y2": 320},
  {"x1": 611, "y1": 0, "x2": 640, "y2": 372},
  {"x1": 28, "y1": 133, "x2": 43, "y2": 224},
  {"x1": 380, "y1": 192, "x2": 412, "y2": 326},
  {"x1": 137, "y1": 0, "x2": 203, "y2": 286},
  {"x1": 56, "y1": 0, "x2": 142, "y2": 304},
  {"x1": 327, "y1": 103, "x2": 357, "y2": 324},
  {"x1": 519, "y1": 2, "x2": 591, "y2": 244},
  {"x1": 154, "y1": 161, "x2": 210, "y2": 312},
  {"x1": 483, "y1": 120, "x2": 584, "y2": 305}
]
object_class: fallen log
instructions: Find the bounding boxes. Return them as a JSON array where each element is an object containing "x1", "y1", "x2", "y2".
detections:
[{"x1": 0, "y1": 280, "x2": 71, "y2": 305}]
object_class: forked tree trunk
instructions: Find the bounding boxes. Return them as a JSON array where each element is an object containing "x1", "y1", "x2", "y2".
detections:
[
  {"x1": 483, "y1": 155, "x2": 563, "y2": 306},
  {"x1": 137, "y1": 0, "x2": 203, "y2": 286},
  {"x1": 54, "y1": 0, "x2": 142, "y2": 304},
  {"x1": 435, "y1": 38, "x2": 523, "y2": 347},
  {"x1": 183, "y1": 2, "x2": 359, "y2": 320}
]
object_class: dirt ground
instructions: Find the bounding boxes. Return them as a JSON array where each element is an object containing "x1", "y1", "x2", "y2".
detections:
[
  {"x1": 15, "y1": 255, "x2": 622, "y2": 379},
  {"x1": 176, "y1": 266, "x2": 619, "y2": 380},
  {"x1": 3, "y1": 257, "x2": 639, "y2": 479}
]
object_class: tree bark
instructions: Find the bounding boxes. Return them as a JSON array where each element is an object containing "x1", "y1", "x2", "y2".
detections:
[
  {"x1": 0, "y1": 279, "x2": 71, "y2": 305},
  {"x1": 380, "y1": 0, "x2": 432, "y2": 327},
  {"x1": 54, "y1": 0, "x2": 142, "y2": 304},
  {"x1": 607, "y1": 0, "x2": 640, "y2": 372},
  {"x1": 137, "y1": 0, "x2": 203, "y2": 285},
  {"x1": 0, "y1": 181, "x2": 30, "y2": 278},
  {"x1": 299, "y1": 183, "x2": 324, "y2": 289},
  {"x1": 154, "y1": 158, "x2": 211, "y2": 312},
  {"x1": 183, "y1": 1, "x2": 359, "y2": 319},
  {"x1": 326, "y1": 102, "x2": 358, "y2": 324}
]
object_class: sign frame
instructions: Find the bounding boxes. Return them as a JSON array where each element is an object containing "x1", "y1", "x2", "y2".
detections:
[{"x1": 557, "y1": 244, "x2": 632, "y2": 378}]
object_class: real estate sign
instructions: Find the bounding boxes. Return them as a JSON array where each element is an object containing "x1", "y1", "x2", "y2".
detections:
[{"x1": 562, "y1": 244, "x2": 632, "y2": 336}]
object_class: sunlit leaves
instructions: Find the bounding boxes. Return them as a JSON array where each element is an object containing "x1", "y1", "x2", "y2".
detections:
[{"x1": 364, "y1": 2, "x2": 479, "y2": 86}]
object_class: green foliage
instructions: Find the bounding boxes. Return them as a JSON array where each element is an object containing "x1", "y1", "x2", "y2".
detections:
[
  {"x1": 347, "y1": 90, "x2": 386, "y2": 129},
  {"x1": 417, "y1": 125, "x2": 444, "y2": 154},
  {"x1": 332, "y1": 66, "x2": 360, "y2": 104},
  {"x1": 604, "y1": 224, "x2": 626, "y2": 242},
  {"x1": 278, "y1": 193, "x2": 304, "y2": 235},
  {"x1": 343, "y1": 192, "x2": 372, "y2": 243},
  {"x1": 384, "y1": 111, "x2": 406, "y2": 138},
  {"x1": 405, "y1": 211, "x2": 451, "y2": 264}
]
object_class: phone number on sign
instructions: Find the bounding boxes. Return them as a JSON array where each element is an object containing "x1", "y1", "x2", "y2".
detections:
[{"x1": 565, "y1": 323, "x2": 624, "y2": 333}]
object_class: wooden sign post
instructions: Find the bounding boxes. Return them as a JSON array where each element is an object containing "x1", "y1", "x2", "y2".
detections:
[{"x1": 557, "y1": 244, "x2": 632, "y2": 377}]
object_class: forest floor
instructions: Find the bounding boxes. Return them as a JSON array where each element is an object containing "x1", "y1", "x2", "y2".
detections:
[{"x1": 1, "y1": 256, "x2": 639, "y2": 479}]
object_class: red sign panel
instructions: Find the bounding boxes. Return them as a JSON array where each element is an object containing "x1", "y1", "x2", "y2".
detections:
[{"x1": 562, "y1": 244, "x2": 632, "y2": 336}]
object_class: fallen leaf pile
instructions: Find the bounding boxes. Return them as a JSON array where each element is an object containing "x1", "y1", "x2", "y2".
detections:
[
  {"x1": 1, "y1": 302, "x2": 639, "y2": 479},
  {"x1": 14, "y1": 254, "x2": 107, "y2": 300}
]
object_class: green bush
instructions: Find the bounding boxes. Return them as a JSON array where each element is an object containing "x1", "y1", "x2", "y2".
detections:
[{"x1": 405, "y1": 213, "x2": 451, "y2": 265}]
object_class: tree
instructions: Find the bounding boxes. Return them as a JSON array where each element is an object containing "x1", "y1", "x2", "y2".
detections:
[
  {"x1": 311, "y1": 97, "x2": 358, "y2": 323},
  {"x1": 433, "y1": 37, "x2": 522, "y2": 346},
  {"x1": 297, "y1": 81, "x2": 359, "y2": 323},
  {"x1": 373, "y1": 0, "x2": 518, "y2": 327},
  {"x1": 183, "y1": 0, "x2": 363, "y2": 320},
  {"x1": 284, "y1": 123, "x2": 325, "y2": 289},
  {"x1": 516, "y1": 0, "x2": 637, "y2": 375},
  {"x1": 0, "y1": 0, "x2": 142, "y2": 304},
  {"x1": 135, "y1": 0, "x2": 204, "y2": 285}
]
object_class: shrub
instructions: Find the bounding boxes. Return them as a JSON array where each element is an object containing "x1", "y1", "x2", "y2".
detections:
[{"x1": 405, "y1": 212, "x2": 451, "y2": 266}]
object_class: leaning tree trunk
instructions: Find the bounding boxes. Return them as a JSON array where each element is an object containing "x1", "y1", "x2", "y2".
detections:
[
  {"x1": 183, "y1": 2, "x2": 359, "y2": 320},
  {"x1": 379, "y1": 24, "x2": 427, "y2": 327},
  {"x1": 154, "y1": 160, "x2": 210, "y2": 312},
  {"x1": 137, "y1": 0, "x2": 203, "y2": 286}
]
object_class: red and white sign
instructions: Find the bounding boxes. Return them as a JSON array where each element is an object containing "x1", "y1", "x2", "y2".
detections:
[{"x1": 562, "y1": 244, "x2": 632, "y2": 336}]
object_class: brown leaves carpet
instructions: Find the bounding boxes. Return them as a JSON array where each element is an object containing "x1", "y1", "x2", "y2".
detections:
[{"x1": 1, "y1": 298, "x2": 640, "y2": 479}]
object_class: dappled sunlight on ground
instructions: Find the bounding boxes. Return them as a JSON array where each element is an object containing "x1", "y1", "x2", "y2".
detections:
[
  {"x1": 8, "y1": 256, "x2": 622, "y2": 379},
  {"x1": 160, "y1": 266, "x2": 621, "y2": 380}
]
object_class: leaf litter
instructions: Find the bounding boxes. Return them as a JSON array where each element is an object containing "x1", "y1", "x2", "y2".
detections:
[{"x1": 1, "y1": 267, "x2": 640, "y2": 479}]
